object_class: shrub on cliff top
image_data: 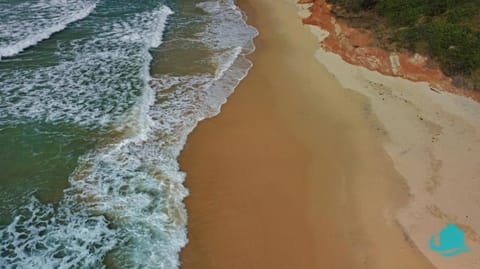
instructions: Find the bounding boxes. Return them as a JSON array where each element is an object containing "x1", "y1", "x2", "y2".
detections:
[{"x1": 334, "y1": 0, "x2": 480, "y2": 89}]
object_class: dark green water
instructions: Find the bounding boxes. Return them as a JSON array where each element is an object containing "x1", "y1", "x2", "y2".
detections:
[{"x1": 0, "y1": 0, "x2": 257, "y2": 268}]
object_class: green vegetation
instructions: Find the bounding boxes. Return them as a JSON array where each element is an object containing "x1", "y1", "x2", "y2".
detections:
[{"x1": 330, "y1": 0, "x2": 480, "y2": 90}]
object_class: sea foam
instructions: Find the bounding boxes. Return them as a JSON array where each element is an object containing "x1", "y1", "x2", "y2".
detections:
[
  {"x1": 1, "y1": 5, "x2": 177, "y2": 269},
  {"x1": 0, "y1": 2, "x2": 168, "y2": 129},
  {"x1": 0, "y1": 0, "x2": 258, "y2": 268},
  {"x1": 0, "y1": 0, "x2": 97, "y2": 60}
]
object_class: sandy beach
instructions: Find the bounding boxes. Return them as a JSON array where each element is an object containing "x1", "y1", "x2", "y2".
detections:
[
  {"x1": 295, "y1": 1, "x2": 480, "y2": 268},
  {"x1": 175, "y1": 0, "x2": 464, "y2": 268},
  {"x1": 1, "y1": 0, "x2": 478, "y2": 267}
]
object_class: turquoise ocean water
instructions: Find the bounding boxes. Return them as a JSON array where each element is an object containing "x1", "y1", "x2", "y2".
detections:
[{"x1": 0, "y1": 0, "x2": 257, "y2": 268}]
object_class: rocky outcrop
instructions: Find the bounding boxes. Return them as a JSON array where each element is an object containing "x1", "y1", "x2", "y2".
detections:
[{"x1": 298, "y1": 0, "x2": 480, "y2": 101}]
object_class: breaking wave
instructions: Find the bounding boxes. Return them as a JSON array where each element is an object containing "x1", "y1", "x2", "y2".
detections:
[
  {"x1": 0, "y1": 0, "x2": 97, "y2": 59},
  {"x1": 0, "y1": 0, "x2": 258, "y2": 268}
]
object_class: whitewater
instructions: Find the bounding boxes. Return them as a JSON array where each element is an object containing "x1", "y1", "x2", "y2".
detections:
[
  {"x1": 0, "y1": 0, "x2": 98, "y2": 60},
  {"x1": 0, "y1": 0, "x2": 257, "y2": 268}
]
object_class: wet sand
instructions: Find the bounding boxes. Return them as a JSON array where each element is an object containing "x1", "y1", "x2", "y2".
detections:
[{"x1": 179, "y1": 0, "x2": 436, "y2": 268}]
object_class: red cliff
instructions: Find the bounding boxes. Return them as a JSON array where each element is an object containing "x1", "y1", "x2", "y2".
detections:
[{"x1": 298, "y1": 0, "x2": 480, "y2": 101}]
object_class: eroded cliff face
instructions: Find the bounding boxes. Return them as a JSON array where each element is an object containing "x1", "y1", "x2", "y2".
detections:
[{"x1": 298, "y1": 0, "x2": 480, "y2": 101}]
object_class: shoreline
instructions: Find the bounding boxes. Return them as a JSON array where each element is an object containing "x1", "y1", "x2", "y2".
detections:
[{"x1": 179, "y1": 0, "x2": 440, "y2": 268}]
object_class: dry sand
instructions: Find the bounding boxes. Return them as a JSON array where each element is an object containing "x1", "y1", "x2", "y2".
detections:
[
  {"x1": 295, "y1": 2, "x2": 480, "y2": 268},
  {"x1": 178, "y1": 0, "x2": 443, "y2": 268}
]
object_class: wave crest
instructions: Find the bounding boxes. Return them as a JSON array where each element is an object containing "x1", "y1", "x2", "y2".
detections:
[{"x1": 0, "y1": 0, "x2": 97, "y2": 60}]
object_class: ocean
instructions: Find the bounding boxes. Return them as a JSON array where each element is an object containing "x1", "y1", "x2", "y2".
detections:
[{"x1": 0, "y1": 0, "x2": 257, "y2": 268}]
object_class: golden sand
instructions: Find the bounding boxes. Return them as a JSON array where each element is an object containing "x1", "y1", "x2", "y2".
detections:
[{"x1": 179, "y1": 0, "x2": 437, "y2": 268}]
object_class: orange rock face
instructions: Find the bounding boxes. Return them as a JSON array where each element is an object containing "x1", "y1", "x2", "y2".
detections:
[{"x1": 299, "y1": 0, "x2": 480, "y2": 101}]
